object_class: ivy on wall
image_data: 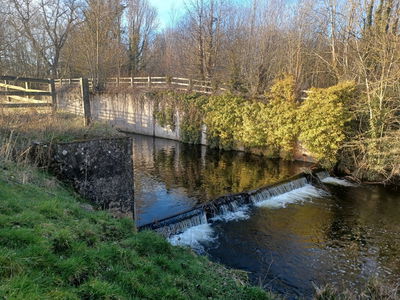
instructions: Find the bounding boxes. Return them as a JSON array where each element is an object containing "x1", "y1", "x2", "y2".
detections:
[
  {"x1": 150, "y1": 78, "x2": 357, "y2": 168},
  {"x1": 151, "y1": 91, "x2": 207, "y2": 143},
  {"x1": 154, "y1": 107, "x2": 175, "y2": 130},
  {"x1": 178, "y1": 93, "x2": 208, "y2": 144},
  {"x1": 152, "y1": 92, "x2": 176, "y2": 130}
]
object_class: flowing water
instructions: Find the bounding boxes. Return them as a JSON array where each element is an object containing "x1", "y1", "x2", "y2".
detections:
[
  {"x1": 131, "y1": 134, "x2": 400, "y2": 299},
  {"x1": 133, "y1": 134, "x2": 311, "y2": 226}
]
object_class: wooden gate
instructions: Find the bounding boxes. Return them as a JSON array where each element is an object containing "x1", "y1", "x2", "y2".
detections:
[{"x1": 0, "y1": 76, "x2": 56, "y2": 110}]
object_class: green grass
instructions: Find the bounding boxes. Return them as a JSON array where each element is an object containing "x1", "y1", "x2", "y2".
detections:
[{"x1": 0, "y1": 163, "x2": 272, "y2": 299}]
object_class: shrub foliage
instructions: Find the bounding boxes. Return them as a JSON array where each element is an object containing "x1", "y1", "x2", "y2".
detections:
[
  {"x1": 298, "y1": 81, "x2": 357, "y2": 167},
  {"x1": 152, "y1": 79, "x2": 369, "y2": 173}
]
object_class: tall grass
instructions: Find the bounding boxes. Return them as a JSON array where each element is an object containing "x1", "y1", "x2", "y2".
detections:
[
  {"x1": 0, "y1": 108, "x2": 121, "y2": 184},
  {"x1": 314, "y1": 279, "x2": 400, "y2": 300}
]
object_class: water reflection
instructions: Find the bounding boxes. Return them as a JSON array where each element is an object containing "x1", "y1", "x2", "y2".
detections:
[{"x1": 131, "y1": 134, "x2": 311, "y2": 226}]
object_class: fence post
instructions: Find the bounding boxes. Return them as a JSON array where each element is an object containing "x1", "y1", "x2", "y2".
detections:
[
  {"x1": 80, "y1": 78, "x2": 91, "y2": 126},
  {"x1": 130, "y1": 77, "x2": 133, "y2": 87},
  {"x1": 49, "y1": 79, "x2": 57, "y2": 113},
  {"x1": 166, "y1": 76, "x2": 172, "y2": 88},
  {"x1": 188, "y1": 78, "x2": 193, "y2": 91},
  {"x1": 25, "y1": 81, "x2": 30, "y2": 100},
  {"x1": 4, "y1": 80, "x2": 11, "y2": 102},
  {"x1": 147, "y1": 76, "x2": 151, "y2": 88}
]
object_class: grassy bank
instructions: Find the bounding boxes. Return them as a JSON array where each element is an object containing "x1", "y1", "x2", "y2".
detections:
[
  {"x1": 315, "y1": 281, "x2": 399, "y2": 300},
  {"x1": 0, "y1": 162, "x2": 271, "y2": 299},
  {"x1": 0, "y1": 110, "x2": 272, "y2": 299}
]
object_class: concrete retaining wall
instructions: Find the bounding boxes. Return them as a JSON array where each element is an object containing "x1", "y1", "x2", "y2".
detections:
[
  {"x1": 56, "y1": 88, "x2": 315, "y2": 162},
  {"x1": 57, "y1": 87, "x2": 182, "y2": 141}
]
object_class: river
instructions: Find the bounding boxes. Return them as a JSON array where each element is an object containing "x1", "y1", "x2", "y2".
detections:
[{"x1": 131, "y1": 134, "x2": 400, "y2": 299}]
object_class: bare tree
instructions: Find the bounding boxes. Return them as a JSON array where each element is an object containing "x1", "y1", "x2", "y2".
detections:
[
  {"x1": 126, "y1": 0, "x2": 158, "y2": 75},
  {"x1": 64, "y1": 0, "x2": 125, "y2": 84},
  {"x1": 8, "y1": 0, "x2": 80, "y2": 77},
  {"x1": 181, "y1": 0, "x2": 225, "y2": 80}
]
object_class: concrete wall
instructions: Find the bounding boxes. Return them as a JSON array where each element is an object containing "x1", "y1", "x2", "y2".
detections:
[
  {"x1": 57, "y1": 86, "x2": 84, "y2": 116},
  {"x1": 57, "y1": 87, "x2": 182, "y2": 141}
]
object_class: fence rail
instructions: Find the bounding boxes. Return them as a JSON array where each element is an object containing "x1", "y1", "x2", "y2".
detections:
[
  {"x1": 54, "y1": 76, "x2": 228, "y2": 94},
  {"x1": 0, "y1": 76, "x2": 56, "y2": 109},
  {"x1": 0, "y1": 76, "x2": 51, "y2": 84}
]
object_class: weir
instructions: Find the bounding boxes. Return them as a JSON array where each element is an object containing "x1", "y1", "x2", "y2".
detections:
[
  {"x1": 137, "y1": 171, "x2": 326, "y2": 237},
  {"x1": 138, "y1": 208, "x2": 207, "y2": 237},
  {"x1": 249, "y1": 176, "x2": 308, "y2": 204},
  {"x1": 315, "y1": 170, "x2": 330, "y2": 180},
  {"x1": 202, "y1": 192, "x2": 250, "y2": 218}
]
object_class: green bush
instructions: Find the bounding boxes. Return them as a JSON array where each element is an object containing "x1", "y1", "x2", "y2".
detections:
[
  {"x1": 264, "y1": 75, "x2": 299, "y2": 157},
  {"x1": 150, "y1": 80, "x2": 360, "y2": 169},
  {"x1": 298, "y1": 81, "x2": 356, "y2": 167},
  {"x1": 204, "y1": 93, "x2": 246, "y2": 149}
]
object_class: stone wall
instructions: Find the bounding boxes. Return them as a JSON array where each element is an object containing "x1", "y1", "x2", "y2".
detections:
[{"x1": 35, "y1": 137, "x2": 135, "y2": 217}]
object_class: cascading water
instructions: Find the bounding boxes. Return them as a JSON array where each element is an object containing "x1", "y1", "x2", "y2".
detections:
[
  {"x1": 315, "y1": 170, "x2": 357, "y2": 186},
  {"x1": 209, "y1": 201, "x2": 251, "y2": 222},
  {"x1": 138, "y1": 173, "x2": 329, "y2": 239},
  {"x1": 203, "y1": 193, "x2": 250, "y2": 219},
  {"x1": 249, "y1": 177, "x2": 309, "y2": 204},
  {"x1": 315, "y1": 170, "x2": 330, "y2": 180},
  {"x1": 138, "y1": 208, "x2": 208, "y2": 237},
  {"x1": 166, "y1": 174, "x2": 331, "y2": 253},
  {"x1": 139, "y1": 193, "x2": 252, "y2": 237}
]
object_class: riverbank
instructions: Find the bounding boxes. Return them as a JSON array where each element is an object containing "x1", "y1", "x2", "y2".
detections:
[
  {"x1": 0, "y1": 110, "x2": 273, "y2": 298},
  {"x1": 1, "y1": 110, "x2": 398, "y2": 299},
  {"x1": 0, "y1": 161, "x2": 272, "y2": 299}
]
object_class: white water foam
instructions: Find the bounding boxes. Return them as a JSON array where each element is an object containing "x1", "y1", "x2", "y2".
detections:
[
  {"x1": 322, "y1": 177, "x2": 357, "y2": 187},
  {"x1": 211, "y1": 204, "x2": 251, "y2": 222},
  {"x1": 168, "y1": 223, "x2": 216, "y2": 253},
  {"x1": 255, "y1": 184, "x2": 328, "y2": 208}
]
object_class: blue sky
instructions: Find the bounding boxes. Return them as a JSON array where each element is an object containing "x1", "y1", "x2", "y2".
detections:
[{"x1": 149, "y1": 0, "x2": 186, "y2": 29}]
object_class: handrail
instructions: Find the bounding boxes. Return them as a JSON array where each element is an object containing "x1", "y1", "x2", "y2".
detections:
[{"x1": 54, "y1": 76, "x2": 228, "y2": 94}]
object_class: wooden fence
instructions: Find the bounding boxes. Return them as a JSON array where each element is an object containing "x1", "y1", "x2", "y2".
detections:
[
  {"x1": 0, "y1": 76, "x2": 56, "y2": 109},
  {"x1": 54, "y1": 76, "x2": 228, "y2": 94},
  {"x1": 0, "y1": 75, "x2": 227, "y2": 125}
]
